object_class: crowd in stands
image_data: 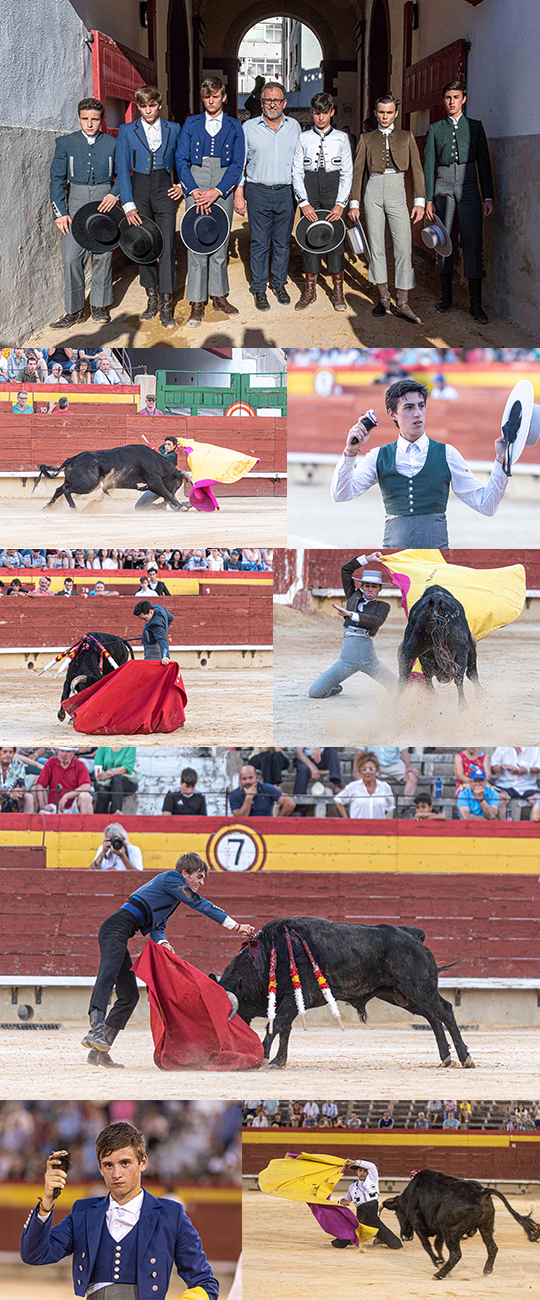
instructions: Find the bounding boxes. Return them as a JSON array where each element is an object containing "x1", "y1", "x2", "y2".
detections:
[
  {"x1": 2, "y1": 745, "x2": 540, "y2": 823},
  {"x1": 242, "y1": 1099, "x2": 540, "y2": 1131},
  {"x1": 1, "y1": 347, "x2": 124, "y2": 385},
  {"x1": 0, "y1": 1100, "x2": 241, "y2": 1185},
  {"x1": 288, "y1": 346, "x2": 540, "y2": 367},
  {"x1": 0, "y1": 548, "x2": 273, "y2": 593}
]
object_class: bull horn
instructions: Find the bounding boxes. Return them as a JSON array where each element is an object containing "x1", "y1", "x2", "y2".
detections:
[
  {"x1": 69, "y1": 675, "x2": 87, "y2": 692},
  {"x1": 226, "y1": 991, "x2": 238, "y2": 1020}
]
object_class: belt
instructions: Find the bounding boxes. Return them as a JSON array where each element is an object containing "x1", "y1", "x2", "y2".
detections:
[
  {"x1": 343, "y1": 627, "x2": 370, "y2": 638},
  {"x1": 247, "y1": 182, "x2": 290, "y2": 190},
  {"x1": 88, "y1": 1287, "x2": 139, "y2": 1300},
  {"x1": 121, "y1": 901, "x2": 146, "y2": 925}
]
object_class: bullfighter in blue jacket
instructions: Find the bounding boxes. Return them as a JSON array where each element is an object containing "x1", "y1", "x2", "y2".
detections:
[
  {"x1": 116, "y1": 85, "x2": 183, "y2": 328},
  {"x1": 20, "y1": 1121, "x2": 219, "y2": 1300},
  {"x1": 133, "y1": 601, "x2": 174, "y2": 661},
  {"x1": 82, "y1": 852, "x2": 255, "y2": 1066},
  {"x1": 176, "y1": 77, "x2": 245, "y2": 327},
  {"x1": 49, "y1": 98, "x2": 120, "y2": 329}
]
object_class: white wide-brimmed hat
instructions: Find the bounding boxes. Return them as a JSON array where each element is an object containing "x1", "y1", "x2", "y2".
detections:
[
  {"x1": 347, "y1": 219, "x2": 372, "y2": 264},
  {"x1": 421, "y1": 213, "x2": 453, "y2": 258},
  {"x1": 500, "y1": 379, "x2": 540, "y2": 476}
]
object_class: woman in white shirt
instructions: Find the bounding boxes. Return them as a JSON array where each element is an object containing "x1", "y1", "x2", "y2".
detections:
[
  {"x1": 334, "y1": 751, "x2": 394, "y2": 819},
  {"x1": 91, "y1": 823, "x2": 143, "y2": 871},
  {"x1": 207, "y1": 548, "x2": 224, "y2": 571}
]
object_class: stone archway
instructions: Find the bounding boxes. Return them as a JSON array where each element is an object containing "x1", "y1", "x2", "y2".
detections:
[{"x1": 368, "y1": 0, "x2": 391, "y2": 118}]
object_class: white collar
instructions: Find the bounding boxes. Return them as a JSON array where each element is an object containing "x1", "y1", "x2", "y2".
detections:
[
  {"x1": 448, "y1": 114, "x2": 463, "y2": 126},
  {"x1": 397, "y1": 432, "x2": 429, "y2": 452},
  {"x1": 314, "y1": 125, "x2": 332, "y2": 137},
  {"x1": 142, "y1": 118, "x2": 162, "y2": 133},
  {"x1": 108, "y1": 1189, "x2": 144, "y2": 1217},
  {"x1": 378, "y1": 123, "x2": 395, "y2": 136},
  {"x1": 81, "y1": 131, "x2": 98, "y2": 144},
  {"x1": 205, "y1": 111, "x2": 223, "y2": 127}
]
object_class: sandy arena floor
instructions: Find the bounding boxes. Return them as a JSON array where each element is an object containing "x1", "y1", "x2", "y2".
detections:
[
  {"x1": 0, "y1": 1024, "x2": 539, "y2": 1099},
  {"x1": 273, "y1": 606, "x2": 540, "y2": 747},
  {"x1": 0, "y1": 664, "x2": 272, "y2": 746},
  {"x1": 242, "y1": 1193, "x2": 540, "y2": 1300},
  {"x1": 0, "y1": 496, "x2": 286, "y2": 548}
]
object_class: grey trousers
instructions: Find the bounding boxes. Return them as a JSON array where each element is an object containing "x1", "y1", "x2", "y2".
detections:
[
  {"x1": 89, "y1": 1287, "x2": 139, "y2": 1300},
  {"x1": 185, "y1": 158, "x2": 234, "y2": 300},
  {"x1": 363, "y1": 172, "x2": 415, "y2": 289},
  {"x1": 434, "y1": 162, "x2": 484, "y2": 279},
  {"x1": 62, "y1": 182, "x2": 114, "y2": 312},
  {"x1": 383, "y1": 512, "x2": 449, "y2": 547},
  {"x1": 309, "y1": 631, "x2": 396, "y2": 697}
]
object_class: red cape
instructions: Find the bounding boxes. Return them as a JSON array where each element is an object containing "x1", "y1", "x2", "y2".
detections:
[
  {"x1": 132, "y1": 941, "x2": 264, "y2": 1071},
  {"x1": 62, "y1": 660, "x2": 187, "y2": 734}
]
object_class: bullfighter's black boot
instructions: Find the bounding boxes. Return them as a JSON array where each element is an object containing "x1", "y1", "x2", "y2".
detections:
[
  {"x1": 141, "y1": 290, "x2": 159, "y2": 321},
  {"x1": 436, "y1": 267, "x2": 453, "y2": 313},
  {"x1": 469, "y1": 277, "x2": 489, "y2": 324},
  {"x1": 81, "y1": 1007, "x2": 110, "y2": 1053},
  {"x1": 87, "y1": 1024, "x2": 125, "y2": 1068}
]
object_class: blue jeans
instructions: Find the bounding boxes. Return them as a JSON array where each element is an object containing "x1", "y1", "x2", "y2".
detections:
[
  {"x1": 245, "y1": 182, "x2": 296, "y2": 291},
  {"x1": 309, "y1": 632, "x2": 396, "y2": 698},
  {"x1": 293, "y1": 748, "x2": 342, "y2": 793}
]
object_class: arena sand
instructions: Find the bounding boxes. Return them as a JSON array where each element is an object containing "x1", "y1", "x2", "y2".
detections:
[
  {"x1": 0, "y1": 1024, "x2": 538, "y2": 1099},
  {"x1": 0, "y1": 664, "x2": 271, "y2": 745},
  {"x1": 273, "y1": 606, "x2": 540, "y2": 746},
  {"x1": 0, "y1": 496, "x2": 285, "y2": 547},
  {"x1": 242, "y1": 1194, "x2": 540, "y2": 1300}
]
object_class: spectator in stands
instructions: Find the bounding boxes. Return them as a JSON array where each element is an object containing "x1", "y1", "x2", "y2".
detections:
[
  {"x1": 0, "y1": 549, "x2": 24, "y2": 567},
  {"x1": 251, "y1": 1107, "x2": 269, "y2": 1128},
  {"x1": 334, "y1": 1115, "x2": 346, "y2": 1128},
  {"x1": 532, "y1": 1103, "x2": 540, "y2": 1129},
  {"x1": 270, "y1": 1109, "x2": 284, "y2": 1128},
  {"x1": 18, "y1": 355, "x2": 45, "y2": 385},
  {"x1": 156, "y1": 551, "x2": 170, "y2": 570},
  {"x1": 378, "y1": 1110, "x2": 394, "y2": 1129},
  {"x1": 7, "y1": 347, "x2": 26, "y2": 380},
  {"x1": 293, "y1": 746, "x2": 342, "y2": 795},
  {"x1": 335, "y1": 751, "x2": 394, "y2": 820},
  {"x1": 47, "y1": 395, "x2": 70, "y2": 413},
  {"x1": 100, "y1": 549, "x2": 121, "y2": 570},
  {"x1": 29, "y1": 575, "x2": 55, "y2": 596},
  {"x1": 12, "y1": 389, "x2": 34, "y2": 413},
  {"x1": 6, "y1": 578, "x2": 28, "y2": 595},
  {"x1": 93, "y1": 747, "x2": 138, "y2": 814},
  {"x1": 147, "y1": 563, "x2": 171, "y2": 596},
  {"x1": 89, "y1": 580, "x2": 115, "y2": 595},
  {"x1": 302, "y1": 1101, "x2": 320, "y2": 1128},
  {"x1": 243, "y1": 1100, "x2": 261, "y2": 1122},
  {"x1": 367, "y1": 745, "x2": 419, "y2": 798},
  {"x1": 287, "y1": 1102, "x2": 303, "y2": 1126},
  {"x1": 47, "y1": 550, "x2": 72, "y2": 569},
  {"x1": 93, "y1": 358, "x2": 121, "y2": 385},
  {"x1": 372, "y1": 359, "x2": 409, "y2": 386},
  {"x1": 49, "y1": 362, "x2": 69, "y2": 385},
  {"x1": 186, "y1": 549, "x2": 208, "y2": 570},
  {"x1": 207, "y1": 548, "x2": 224, "y2": 571},
  {"x1": 414, "y1": 1111, "x2": 429, "y2": 1129},
  {"x1": 134, "y1": 575, "x2": 152, "y2": 596},
  {"x1": 91, "y1": 823, "x2": 144, "y2": 871},
  {"x1": 169, "y1": 550, "x2": 184, "y2": 570},
  {"x1": 61, "y1": 577, "x2": 76, "y2": 596},
  {"x1": 319, "y1": 1115, "x2": 333, "y2": 1129},
  {"x1": 521, "y1": 1115, "x2": 535, "y2": 1131},
  {"x1": 0, "y1": 354, "x2": 8, "y2": 381},
  {"x1": 48, "y1": 347, "x2": 76, "y2": 375},
  {"x1": 411, "y1": 793, "x2": 446, "y2": 821},
  {"x1": 490, "y1": 745, "x2": 540, "y2": 817},
  {"x1": 34, "y1": 748, "x2": 94, "y2": 813},
  {"x1": 242, "y1": 548, "x2": 264, "y2": 571},
  {"x1": 250, "y1": 748, "x2": 290, "y2": 786},
  {"x1": 229, "y1": 764, "x2": 296, "y2": 817},
  {"x1": 0, "y1": 746, "x2": 33, "y2": 812},
  {"x1": 139, "y1": 393, "x2": 162, "y2": 415},
  {"x1": 72, "y1": 549, "x2": 88, "y2": 569},
  {"x1": 27, "y1": 349, "x2": 49, "y2": 379},
  {"x1": 454, "y1": 747, "x2": 491, "y2": 791},
  {"x1": 443, "y1": 1100, "x2": 457, "y2": 1120},
  {"x1": 459, "y1": 1100, "x2": 472, "y2": 1126},
  {"x1": 162, "y1": 767, "x2": 208, "y2": 816},
  {"x1": 322, "y1": 1101, "x2": 338, "y2": 1121},
  {"x1": 442, "y1": 1110, "x2": 460, "y2": 1130},
  {"x1": 263, "y1": 1100, "x2": 279, "y2": 1119},
  {"x1": 22, "y1": 549, "x2": 47, "y2": 568},
  {"x1": 0, "y1": 581, "x2": 4, "y2": 596},
  {"x1": 514, "y1": 1103, "x2": 529, "y2": 1126},
  {"x1": 457, "y1": 776, "x2": 499, "y2": 820},
  {"x1": 430, "y1": 373, "x2": 459, "y2": 400},
  {"x1": 347, "y1": 1113, "x2": 362, "y2": 1129},
  {"x1": 427, "y1": 1100, "x2": 442, "y2": 1126},
  {"x1": 77, "y1": 346, "x2": 106, "y2": 372},
  {"x1": 71, "y1": 358, "x2": 92, "y2": 384},
  {"x1": 224, "y1": 549, "x2": 242, "y2": 570}
]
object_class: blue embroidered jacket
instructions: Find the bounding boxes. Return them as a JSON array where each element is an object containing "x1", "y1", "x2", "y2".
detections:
[
  {"x1": 176, "y1": 114, "x2": 245, "y2": 196},
  {"x1": 116, "y1": 119, "x2": 182, "y2": 206}
]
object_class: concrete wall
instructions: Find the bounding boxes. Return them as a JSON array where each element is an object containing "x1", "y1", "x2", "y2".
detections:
[{"x1": 68, "y1": 0, "x2": 147, "y2": 55}]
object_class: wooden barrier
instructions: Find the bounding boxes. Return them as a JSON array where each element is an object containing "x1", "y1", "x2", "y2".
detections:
[
  {"x1": 274, "y1": 549, "x2": 540, "y2": 592},
  {"x1": 288, "y1": 389, "x2": 540, "y2": 462},
  {"x1": 243, "y1": 1131, "x2": 540, "y2": 1180},
  {"x1": 0, "y1": 592, "x2": 273, "y2": 646},
  {"x1": 0, "y1": 384, "x2": 137, "y2": 411}
]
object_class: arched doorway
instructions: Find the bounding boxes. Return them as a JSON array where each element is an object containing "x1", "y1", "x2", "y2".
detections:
[
  {"x1": 167, "y1": 0, "x2": 191, "y2": 123},
  {"x1": 368, "y1": 0, "x2": 390, "y2": 119}
]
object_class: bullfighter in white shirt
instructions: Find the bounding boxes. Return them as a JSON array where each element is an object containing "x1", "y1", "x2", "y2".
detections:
[
  {"x1": 334, "y1": 1159, "x2": 402, "y2": 1250},
  {"x1": 331, "y1": 378, "x2": 507, "y2": 547},
  {"x1": 292, "y1": 92, "x2": 353, "y2": 312}
]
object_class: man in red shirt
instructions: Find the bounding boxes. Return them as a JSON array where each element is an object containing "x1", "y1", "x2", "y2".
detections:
[{"x1": 35, "y1": 749, "x2": 93, "y2": 813}]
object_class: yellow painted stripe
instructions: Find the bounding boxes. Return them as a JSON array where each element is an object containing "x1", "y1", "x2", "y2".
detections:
[
  {"x1": 0, "y1": 1184, "x2": 240, "y2": 1207},
  {"x1": 0, "y1": 392, "x2": 136, "y2": 406},
  {"x1": 243, "y1": 1132, "x2": 520, "y2": 1148},
  {"x1": 0, "y1": 829, "x2": 536, "y2": 873},
  {"x1": 288, "y1": 370, "x2": 540, "y2": 396}
]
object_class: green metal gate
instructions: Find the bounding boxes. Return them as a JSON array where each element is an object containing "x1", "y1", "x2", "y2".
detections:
[{"x1": 155, "y1": 370, "x2": 286, "y2": 415}]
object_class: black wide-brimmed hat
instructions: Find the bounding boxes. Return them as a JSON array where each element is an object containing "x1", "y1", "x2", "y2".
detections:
[
  {"x1": 71, "y1": 202, "x2": 123, "y2": 253},
  {"x1": 180, "y1": 203, "x2": 230, "y2": 255},
  {"x1": 294, "y1": 208, "x2": 346, "y2": 255},
  {"x1": 118, "y1": 215, "x2": 164, "y2": 264}
]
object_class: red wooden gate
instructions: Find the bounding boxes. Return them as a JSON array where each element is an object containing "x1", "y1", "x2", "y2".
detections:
[{"x1": 91, "y1": 31, "x2": 144, "y2": 135}]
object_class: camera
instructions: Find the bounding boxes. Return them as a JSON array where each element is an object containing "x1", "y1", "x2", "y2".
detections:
[{"x1": 111, "y1": 837, "x2": 125, "y2": 852}]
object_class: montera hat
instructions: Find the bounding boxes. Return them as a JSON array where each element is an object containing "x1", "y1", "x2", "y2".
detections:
[
  {"x1": 180, "y1": 203, "x2": 230, "y2": 255},
  {"x1": 420, "y1": 213, "x2": 453, "y2": 257},
  {"x1": 118, "y1": 215, "x2": 164, "y2": 264},
  {"x1": 347, "y1": 218, "x2": 372, "y2": 263},
  {"x1": 71, "y1": 202, "x2": 123, "y2": 253},
  {"x1": 295, "y1": 209, "x2": 346, "y2": 255},
  {"x1": 500, "y1": 379, "x2": 540, "y2": 476}
]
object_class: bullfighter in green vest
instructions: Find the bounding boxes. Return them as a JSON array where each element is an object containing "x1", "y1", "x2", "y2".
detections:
[
  {"x1": 423, "y1": 80, "x2": 494, "y2": 324},
  {"x1": 331, "y1": 378, "x2": 507, "y2": 548}
]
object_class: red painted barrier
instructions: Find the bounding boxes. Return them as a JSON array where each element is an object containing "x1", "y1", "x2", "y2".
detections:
[
  {"x1": 0, "y1": 593, "x2": 272, "y2": 646},
  {"x1": 243, "y1": 1134, "x2": 540, "y2": 1180}
]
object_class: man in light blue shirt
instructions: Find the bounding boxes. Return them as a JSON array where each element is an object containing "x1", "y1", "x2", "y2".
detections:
[
  {"x1": 457, "y1": 778, "x2": 499, "y2": 820},
  {"x1": 234, "y1": 82, "x2": 300, "y2": 310}
]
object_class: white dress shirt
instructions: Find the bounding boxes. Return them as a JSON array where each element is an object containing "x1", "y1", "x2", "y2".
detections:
[
  {"x1": 331, "y1": 432, "x2": 507, "y2": 518},
  {"x1": 491, "y1": 746, "x2": 540, "y2": 794},
  {"x1": 81, "y1": 132, "x2": 97, "y2": 146},
  {"x1": 292, "y1": 126, "x2": 353, "y2": 209},
  {"x1": 123, "y1": 119, "x2": 163, "y2": 212},
  {"x1": 346, "y1": 1161, "x2": 379, "y2": 1205},
  {"x1": 335, "y1": 778, "x2": 394, "y2": 820},
  {"x1": 205, "y1": 112, "x2": 223, "y2": 137}
]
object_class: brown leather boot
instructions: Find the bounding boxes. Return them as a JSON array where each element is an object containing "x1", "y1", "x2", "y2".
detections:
[
  {"x1": 395, "y1": 290, "x2": 422, "y2": 324},
  {"x1": 331, "y1": 273, "x2": 346, "y2": 311},
  {"x1": 295, "y1": 273, "x2": 318, "y2": 310},
  {"x1": 211, "y1": 296, "x2": 239, "y2": 316},
  {"x1": 187, "y1": 302, "x2": 205, "y2": 327},
  {"x1": 372, "y1": 283, "x2": 392, "y2": 316}
]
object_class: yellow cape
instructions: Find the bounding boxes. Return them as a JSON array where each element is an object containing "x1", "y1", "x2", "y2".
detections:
[
  {"x1": 381, "y1": 549, "x2": 525, "y2": 641},
  {"x1": 182, "y1": 437, "x2": 258, "y2": 486},
  {"x1": 259, "y1": 1152, "x2": 348, "y2": 1204}
]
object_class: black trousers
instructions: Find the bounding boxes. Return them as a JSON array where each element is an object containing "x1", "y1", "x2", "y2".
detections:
[
  {"x1": 356, "y1": 1198, "x2": 403, "y2": 1249},
  {"x1": 94, "y1": 775, "x2": 138, "y2": 815},
  {"x1": 131, "y1": 169, "x2": 177, "y2": 293},
  {"x1": 89, "y1": 908, "x2": 140, "y2": 1031},
  {"x1": 434, "y1": 161, "x2": 485, "y2": 280},
  {"x1": 302, "y1": 170, "x2": 344, "y2": 274}
]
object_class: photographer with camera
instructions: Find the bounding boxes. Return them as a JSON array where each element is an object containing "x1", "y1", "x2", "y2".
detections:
[
  {"x1": 0, "y1": 745, "x2": 33, "y2": 812},
  {"x1": 91, "y1": 822, "x2": 143, "y2": 872}
]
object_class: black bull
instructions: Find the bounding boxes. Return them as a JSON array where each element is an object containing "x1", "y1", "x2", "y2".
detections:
[
  {"x1": 216, "y1": 918, "x2": 474, "y2": 1069},
  {"x1": 34, "y1": 444, "x2": 190, "y2": 510},
  {"x1": 57, "y1": 633, "x2": 133, "y2": 720},
  {"x1": 383, "y1": 1169, "x2": 540, "y2": 1278},
  {"x1": 397, "y1": 585, "x2": 480, "y2": 705}
]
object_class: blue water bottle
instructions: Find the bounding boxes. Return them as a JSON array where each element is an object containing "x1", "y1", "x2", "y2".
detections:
[{"x1": 435, "y1": 777, "x2": 442, "y2": 799}]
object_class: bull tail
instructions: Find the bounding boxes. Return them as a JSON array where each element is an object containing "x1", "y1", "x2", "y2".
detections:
[
  {"x1": 482, "y1": 1188, "x2": 540, "y2": 1242},
  {"x1": 33, "y1": 460, "x2": 69, "y2": 492},
  {"x1": 122, "y1": 639, "x2": 135, "y2": 660},
  {"x1": 436, "y1": 958, "x2": 464, "y2": 973}
]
